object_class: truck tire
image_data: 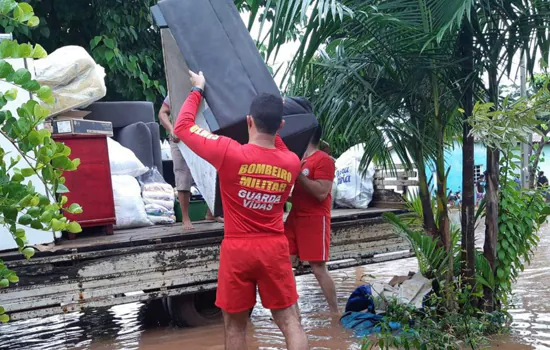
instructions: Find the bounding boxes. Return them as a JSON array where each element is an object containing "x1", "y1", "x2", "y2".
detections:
[
  {"x1": 168, "y1": 290, "x2": 222, "y2": 327},
  {"x1": 140, "y1": 298, "x2": 172, "y2": 327}
]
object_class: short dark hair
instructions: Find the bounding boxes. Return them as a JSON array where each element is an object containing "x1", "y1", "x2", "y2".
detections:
[
  {"x1": 249, "y1": 93, "x2": 283, "y2": 135},
  {"x1": 311, "y1": 125, "x2": 323, "y2": 146}
]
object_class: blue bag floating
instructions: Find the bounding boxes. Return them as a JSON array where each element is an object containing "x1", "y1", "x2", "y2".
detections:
[{"x1": 345, "y1": 285, "x2": 376, "y2": 313}]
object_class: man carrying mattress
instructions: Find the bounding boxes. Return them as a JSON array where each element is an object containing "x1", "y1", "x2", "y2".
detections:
[{"x1": 174, "y1": 70, "x2": 309, "y2": 350}]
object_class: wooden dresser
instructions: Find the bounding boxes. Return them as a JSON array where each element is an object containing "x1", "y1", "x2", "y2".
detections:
[{"x1": 53, "y1": 134, "x2": 116, "y2": 238}]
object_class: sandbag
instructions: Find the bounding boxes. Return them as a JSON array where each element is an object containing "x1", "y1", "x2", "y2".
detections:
[
  {"x1": 112, "y1": 175, "x2": 152, "y2": 229},
  {"x1": 34, "y1": 46, "x2": 107, "y2": 115},
  {"x1": 107, "y1": 138, "x2": 149, "y2": 177},
  {"x1": 333, "y1": 144, "x2": 375, "y2": 209}
]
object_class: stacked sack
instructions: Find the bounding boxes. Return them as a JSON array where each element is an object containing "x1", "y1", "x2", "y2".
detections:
[
  {"x1": 140, "y1": 168, "x2": 176, "y2": 225},
  {"x1": 106, "y1": 138, "x2": 152, "y2": 229}
]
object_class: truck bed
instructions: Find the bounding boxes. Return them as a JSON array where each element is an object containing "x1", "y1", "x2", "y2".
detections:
[
  {"x1": 0, "y1": 207, "x2": 412, "y2": 320},
  {"x1": 1, "y1": 208, "x2": 403, "y2": 259}
]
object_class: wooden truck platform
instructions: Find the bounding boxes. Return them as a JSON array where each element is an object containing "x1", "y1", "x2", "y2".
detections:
[{"x1": 0, "y1": 207, "x2": 413, "y2": 324}]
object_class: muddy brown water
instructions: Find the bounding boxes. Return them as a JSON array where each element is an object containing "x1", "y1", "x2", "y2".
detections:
[{"x1": 1, "y1": 225, "x2": 549, "y2": 350}]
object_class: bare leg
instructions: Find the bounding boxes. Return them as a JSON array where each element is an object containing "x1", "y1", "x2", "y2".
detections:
[
  {"x1": 223, "y1": 310, "x2": 249, "y2": 350},
  {"x1": 271, "y1": 304, "x2": 309, "y2": 350},
  {"x1": 310, "y1": 262, "x2": 339, "y2": 315},
  {"x1": 177, "y1": 191, "x2": 194, "y2": 230},
  {"x1": 205, "y1": 208, "x2": 224, "y2": 223},
  {"x1": 289, "y1": 255, "x2": 302, "y2": 320}
]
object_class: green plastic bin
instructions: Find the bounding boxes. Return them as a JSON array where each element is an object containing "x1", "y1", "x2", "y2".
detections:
[{"x1": 175, "y1": 199, "x2": 208, "y2": 222}]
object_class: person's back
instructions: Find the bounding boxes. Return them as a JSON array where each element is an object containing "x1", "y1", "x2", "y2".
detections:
[
  {"x1": 218, "y1": 142, "x2": 299, "y2": 236},
  {"x1": 538, "y1": 172, "x2": 548, "y2": 187},
  {"x1": 174, "y1": 71, "x2": 308, "y2": 350}
]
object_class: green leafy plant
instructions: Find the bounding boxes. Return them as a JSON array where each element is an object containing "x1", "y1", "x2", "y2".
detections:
[
  {"x1": 494, "y1": 150, "x2": 548, "y2": 305},
  {"x1": 362, "y1": 290, "x2": 508, "y2": 350},
  {"x1": 467, "y1": 86, "x2": 550, "y2": 151},
  {"x1": 0, "y1": 0, "x2": 81, "y2": 323}
]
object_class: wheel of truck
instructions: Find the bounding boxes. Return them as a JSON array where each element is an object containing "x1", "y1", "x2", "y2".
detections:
[
  {"x1": 139, "y1": 298, "x2": 172, "y2": 327},
  {"x1": 168, "y1": 290, "x2": 222, "y2": 327}
]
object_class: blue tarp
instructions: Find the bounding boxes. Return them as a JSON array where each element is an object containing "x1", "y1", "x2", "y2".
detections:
[
  {"x1": 341, "y1": 311, "x2": 402, "y2": 337},
  {"x1": 341, "y1": 285, "x2": 403, "y2": 337}
]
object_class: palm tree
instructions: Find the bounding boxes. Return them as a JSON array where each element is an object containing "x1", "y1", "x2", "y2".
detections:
[
  {"x1": 249, "y1": 0, "x2": 550, "y2": 309},
  {"x1": 295, "y1": 1, "x2": 468, "y2": 255}
]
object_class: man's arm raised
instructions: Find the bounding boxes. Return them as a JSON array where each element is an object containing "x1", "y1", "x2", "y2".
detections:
[{"x1": 173, "y1": 71, "x2": 234, "y2": 170}]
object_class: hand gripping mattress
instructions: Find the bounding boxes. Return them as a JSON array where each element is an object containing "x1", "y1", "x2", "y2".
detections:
[{"x1": 152, "y1": 0, "x2": 318, "y2": 215}]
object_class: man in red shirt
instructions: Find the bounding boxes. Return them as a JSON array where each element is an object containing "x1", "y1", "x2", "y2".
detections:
[
  {"x1": 285, "y1": 125, "x2": 338, "y2": 315},
  {"x1": 174, "y1": 71, "x2": 309, "y2": 350}
]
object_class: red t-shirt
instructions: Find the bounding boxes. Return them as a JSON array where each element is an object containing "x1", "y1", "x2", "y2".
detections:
[
  {"x1": 291, "y1": 150, "x2": 335, "y2": 217},
  {"x1": 174, "y1": 91, "x2": 301, "y2": 236}
]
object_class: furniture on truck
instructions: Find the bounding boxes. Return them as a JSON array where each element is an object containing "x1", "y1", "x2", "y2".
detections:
[{"x1": 53, "y1": 134, "x2": 116, "y2": 239}]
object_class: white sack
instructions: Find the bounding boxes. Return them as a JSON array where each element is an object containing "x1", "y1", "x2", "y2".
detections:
[
  {"x1": 333, "y1": 144, "x2": 375, "y2": 209},
  {"x1": 112, "y1": 175, "x2": 152, "y2": 229},
  {"x1": 107, "y1": 138, "x2": 148, "y2": 177}
]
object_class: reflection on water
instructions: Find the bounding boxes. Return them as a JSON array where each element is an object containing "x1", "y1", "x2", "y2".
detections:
[{"x1": 1, "y1": 227, "x2": 549, "y2": 350}]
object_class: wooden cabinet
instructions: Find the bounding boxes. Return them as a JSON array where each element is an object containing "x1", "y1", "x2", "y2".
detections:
[{"x1": 53, "y1": 134, "x2": 115, "y2": 237}]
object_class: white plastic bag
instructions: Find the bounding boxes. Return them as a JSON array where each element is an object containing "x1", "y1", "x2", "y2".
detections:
[
  {"x1": 142, "y1": 190, "x2": 174, "y2": 202},
  {"x1": 107, "y1": 138, "x2": 149, "y2": 177},
  {"x1": 34, "y1": 46, "x2": 107, "y2": 115},
  {"x1": 143, "y1": 198, "x2": 174, "y2": 210},
  {"x1": 333, "y1": 144, "x2": 375, "y2": 209},
  {"x1": 112, "y1": 175, "x2": 152, "y2": 229},
  {"x1": 139, "y1": 168, "x2": 176, "y2": 225},
  {"x1": 148, "y1": 215, "x2": 177, "y2": 225},
  {"x1": 144, "y1": 203, "x2": 174, "y2": 217}
]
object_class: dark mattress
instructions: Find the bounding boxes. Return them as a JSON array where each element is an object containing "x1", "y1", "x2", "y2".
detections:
[{"x1": 153, "y1": 0, "x2": 318, "y2": 215}]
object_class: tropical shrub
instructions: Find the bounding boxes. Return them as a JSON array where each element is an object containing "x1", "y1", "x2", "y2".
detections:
[{"x1": 0, "y1": 0, "x2": 81, "y2": 323}]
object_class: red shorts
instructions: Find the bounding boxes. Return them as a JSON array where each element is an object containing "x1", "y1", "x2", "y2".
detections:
[
  {"x1": 215, "y1": 234, "x2": 298, "y2": 313},
  {"x1": 284, "y1": 214, "x2": 331, "y2": 262}
]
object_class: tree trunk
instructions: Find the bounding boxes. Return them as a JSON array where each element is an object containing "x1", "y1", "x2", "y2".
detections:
[
  {"x1": 483, "y1": 147, "x2": 499, "y2": 312},
  {"x1": 435, "y1": 112, "x2": 452, "y2": 308},
  {"x1": 416, "y1": 155, "x2": 437, "y2": 236},
  {"x1": 459, "y1": 18, "x2": 476, "y2": 290},
  {"x1": 480, "y1": 64, "x2": 500, "y2": 312}
]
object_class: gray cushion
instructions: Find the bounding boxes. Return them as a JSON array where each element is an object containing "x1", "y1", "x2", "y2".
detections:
[
  {"x1": 145, "y1": 122, "x2": 163, "y2": 176},
  {"x1": 117, "y1": 122, "x2": 155, "y2": 171},
  {"x1": 85, "y1": 101, "x2": 155, "y2": 128}
]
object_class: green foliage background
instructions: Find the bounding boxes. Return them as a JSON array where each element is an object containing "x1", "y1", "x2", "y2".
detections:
[{"x1": 1, "y1": 0, "x2": 166, "y2": 105}]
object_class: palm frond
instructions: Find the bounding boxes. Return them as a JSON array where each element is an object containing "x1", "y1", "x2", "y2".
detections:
[{"x1": 385, "y1": 212, "x2": 447, "y2": 279}]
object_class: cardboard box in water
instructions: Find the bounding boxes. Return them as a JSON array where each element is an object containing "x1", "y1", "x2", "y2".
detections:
[{"x1": 152, "y1": 0, "x2": 318, "y2": 216}]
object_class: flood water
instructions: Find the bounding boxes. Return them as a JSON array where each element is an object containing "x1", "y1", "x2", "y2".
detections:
[{"x1": 1, "y1": 225, "x2": 549, "y2": 349}]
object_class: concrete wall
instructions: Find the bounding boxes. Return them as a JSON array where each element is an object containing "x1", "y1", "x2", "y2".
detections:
[{"x1": 424, "y1": 142, "x2": 550, "y2": 194}]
